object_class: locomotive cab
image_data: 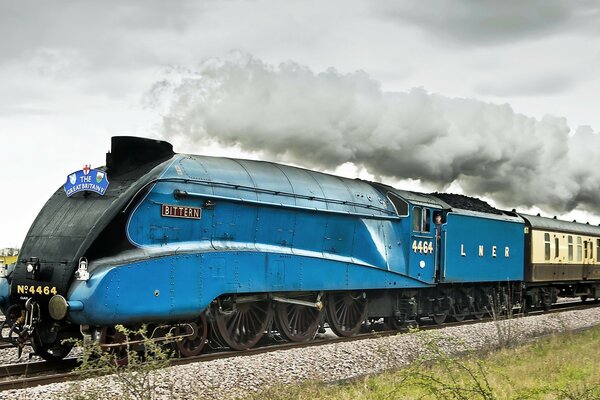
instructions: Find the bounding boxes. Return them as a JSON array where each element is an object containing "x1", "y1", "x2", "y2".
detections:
[{"x1": 384, "y1": 188, "x2": 448, "y2": 285}]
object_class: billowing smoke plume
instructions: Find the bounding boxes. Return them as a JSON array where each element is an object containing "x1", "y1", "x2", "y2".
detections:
[{"x1": 148, "y1": 52, "x2": 600, "y2": 214}]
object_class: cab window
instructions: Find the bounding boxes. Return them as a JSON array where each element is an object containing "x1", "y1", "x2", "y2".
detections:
[
  {"x1": 387, "y1": 192, "x2": 409, "y2": 216},
  {"x1": 412, "y1": 207, "x2": 422, "y2": 231},
  {"x1": 422, "y1": 209, "x2": 431, "y2": 232},
  {"x1": 412, "y1": 206, "x2": 433, "y2": 232}
]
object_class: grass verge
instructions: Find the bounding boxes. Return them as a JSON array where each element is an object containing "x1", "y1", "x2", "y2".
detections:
[{"x1": 246, "y1": 324, "x2": 600, "y2": 400}]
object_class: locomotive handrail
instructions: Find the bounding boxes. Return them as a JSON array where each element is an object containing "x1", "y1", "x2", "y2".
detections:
[
  {"x1": 171, "y1": 179, "x2": 396, "y2": 214},
  {"x1": 174, "y1": 188, "x2": 401, "y2": 220},
  {"x1": 121, "y1": 176, "x2": 400, "y2": 219},
  {"x1": 442, "y1": 230, "x2": 447, "y2": 280},
  {"x1": 175, "y1": 189, "x2": 401, "y2": 220}
]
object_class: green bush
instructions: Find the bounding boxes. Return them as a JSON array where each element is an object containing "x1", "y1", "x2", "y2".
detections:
[{"x1": 65, "y1": 325, "x2": 175, "y2": 400}]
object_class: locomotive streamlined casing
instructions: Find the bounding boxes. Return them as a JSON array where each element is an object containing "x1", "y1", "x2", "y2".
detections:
[{"x1": 56, "y1": 150, "x2": 441, "y2": 326}]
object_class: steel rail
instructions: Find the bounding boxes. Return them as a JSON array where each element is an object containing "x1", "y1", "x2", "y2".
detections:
[{"x1": 0, "y1": 358, "x2": 79, "y2": 390}]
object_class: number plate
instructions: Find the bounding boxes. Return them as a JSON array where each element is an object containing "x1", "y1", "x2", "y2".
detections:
[{"x1": 16, "y1": 285, "x2": 58, "y2": 296}]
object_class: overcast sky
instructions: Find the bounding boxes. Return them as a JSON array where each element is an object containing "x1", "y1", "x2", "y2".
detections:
[{"x1": 1, "y1": 0, "x2": 600, "y2": 249}]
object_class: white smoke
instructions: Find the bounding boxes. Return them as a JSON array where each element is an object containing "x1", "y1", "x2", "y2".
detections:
[{"x1": 148, "y1": 52, "x2": 600, "y2": 214}]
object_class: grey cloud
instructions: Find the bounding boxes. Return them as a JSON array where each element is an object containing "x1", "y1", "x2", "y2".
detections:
[
  {"x1": 374, "y1": 1, "x2": 600, "y2": 45},
  {"x1": 149, "y1": 52, "x2": 600, "y2": 215},
  {"x1": 0, "y1": 0, "x2": 218, "y2": 111},
  {"x1": 475, "y1": 73, "x2": 577, "y2": 97},
  {"x1": 0, "y1": 104, "x2": 54, "y2": 117},
  {"x1": 0, "y1": 1, "x2": 205, "y2": 66}
]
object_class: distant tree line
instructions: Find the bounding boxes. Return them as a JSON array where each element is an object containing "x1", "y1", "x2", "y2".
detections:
[{"x1": 0, "y1": 248, "x2": 19, "y2": 257}]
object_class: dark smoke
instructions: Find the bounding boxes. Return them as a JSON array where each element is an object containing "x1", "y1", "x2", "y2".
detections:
[{"x1": 147, "y1": 52, "x2": 600, "y2": 215}]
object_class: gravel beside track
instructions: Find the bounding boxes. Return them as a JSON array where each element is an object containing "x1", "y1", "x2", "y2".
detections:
[
  {"x1": 4, "y1": 306, "x2": 600, "y2": 399},
  {"x1": 0, "y1": 345, "x2": 41, "y2": 365}
]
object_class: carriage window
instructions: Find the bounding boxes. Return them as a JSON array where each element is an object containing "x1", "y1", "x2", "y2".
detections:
[
  {"x1": 544, "y1": 233, "x2": 550, "y2": 261},
  {"x1": 422, "y1": 209, "x2": 431, "y2": 232},
  {"x1": 590, "y1": 241, "x2": 594, "y2": 260},
  {"x1": 597, "y1": 239, "x2": 600, "y2": 262},
  {"x1": 387, "y1": 193, "x2": 409, "y2": 216},
  {"x1": 584, "y1": 240, "x2": 588, "y2": 259},
  {"x1": 568, "y1": 236, "x2": 573, "y2": 261},
  {"x1": 577, "y1": 237, "x2": 582, "y2": 261},
  {"x1": 412, "y1": 207, "x2": 422, "y2": 231},
  {"x1": 554, "y1": 237, "x2": 560, "y2": 258}
]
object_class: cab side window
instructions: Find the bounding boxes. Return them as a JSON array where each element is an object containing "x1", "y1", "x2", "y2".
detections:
[
  {"x1": 412, "y1": 207, "x2": 433, "y2": 232},
  {"x1": 422, "y1": 209, "x2": 431, "y2": 232},
  {"x1": 387, "y1": 192, "x2": 409, "y2": 216},
  {"x1": 412, "y1": 207, "x2": 422, "y2": 231}
]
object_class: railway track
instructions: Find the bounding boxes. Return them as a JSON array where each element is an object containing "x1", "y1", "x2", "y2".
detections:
[
  {"x1": 0, "y1": 299, "x2": 598, "y2": 392},
  {"x1": 0, "y1": 358, "x2": 79, "y2": 390}
]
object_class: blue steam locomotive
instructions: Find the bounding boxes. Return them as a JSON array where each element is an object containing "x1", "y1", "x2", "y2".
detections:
[{"x1": 1, "y1": 136, "x2": 599, "y2": 361}]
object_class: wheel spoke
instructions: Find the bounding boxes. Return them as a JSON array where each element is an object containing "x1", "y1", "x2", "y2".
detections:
[{"x1": 338, "y1": 305, "x2": 348, "y2": 327}]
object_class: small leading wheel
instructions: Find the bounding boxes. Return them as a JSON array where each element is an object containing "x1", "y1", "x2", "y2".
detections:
[
  {"x1": 173, "y1": 315, "x2": 209, "y2": 357},
  {"x1": 326, "y1": 292, "x2": 368, "y2": 337},
  {"x1": 275, "y1": 297, "x2": 324, "y2": 342},
  {"x1": 99, "y1": 327, "x2": 129, "y2": 366},
  {"x1": 214, "y1": 299, "x2": 273, "y2": 350},
  {"x1": 32, "y1": 338, "x2": 73, "y2": 362}
]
